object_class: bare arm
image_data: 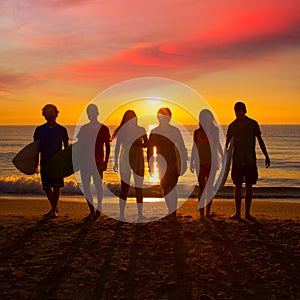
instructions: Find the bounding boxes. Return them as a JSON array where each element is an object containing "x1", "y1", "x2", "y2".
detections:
[
  {"x1": 225, "y1": 124, "x2": 232, "y2": 149},
  {"x1": 257, "y1": 135, "x2": 270, "y2": 168},
  {"x1": 104, "y1": 140, "x2": 110, "y2": 165},
  {"x1": 63, "y1": 139, "x2": 69, "y2": 149},
  {"x1": 177, "y1": 130, "x2": 188, "y2": 175},
  {"x1": 114, "y1": 137, "x2": 120, "y2": 172},
  {"x1": 147, "y1": 133, "x2": 154, "y2": 174},
  {"x1": 190, "y1": 134, "x2": 196, "y2": 173},
  {"x1": 226, "y1": 133, "x2": 232, "y2": 149}
]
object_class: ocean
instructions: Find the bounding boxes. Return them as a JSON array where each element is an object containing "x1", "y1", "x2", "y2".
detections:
[{"x1": 0, "y1": 125, "x2": 299, "y2": 197}]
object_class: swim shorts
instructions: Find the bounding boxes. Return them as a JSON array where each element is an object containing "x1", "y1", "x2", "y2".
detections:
[
  {"x1": 231, "y1": 164, "x2": 258, "y2": 185},
  {"x1": 40, "y1": 167, "x2": 64, "y2": 190}
]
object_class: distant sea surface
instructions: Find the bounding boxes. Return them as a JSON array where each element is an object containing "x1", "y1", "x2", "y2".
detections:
[{"x1": 0, "y1": 125, "x2": 299, "y2": 197}]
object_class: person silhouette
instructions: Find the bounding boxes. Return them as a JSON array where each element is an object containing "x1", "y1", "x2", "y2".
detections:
[
  {"x1": 147, "y1": 107, "x2": 187, "y2": 219},
  {"x1": 76, "y1": 104, "x2": 111, "y2": 220},
  {"x1": 112, "y1": 110, "x2": 148, "y2": 221},
  {"x1": 33, "y1": 104, "x2": 69, "y2": 218},
  {"x1": 226, "y1": 101, "x2": 270, "y2": 220},
  {"x1": 190, "y1": 109, "x2": 223, "y2": 220}
]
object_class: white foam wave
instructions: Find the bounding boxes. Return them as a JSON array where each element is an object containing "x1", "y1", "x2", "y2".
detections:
[{"x1": 0, "y1": 176, "x2": 81, "y2": 195}]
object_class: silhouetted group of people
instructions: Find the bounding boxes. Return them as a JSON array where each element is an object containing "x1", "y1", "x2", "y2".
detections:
[{"x1": 34, "y1": 101, "x2": 270, "y2": 221}]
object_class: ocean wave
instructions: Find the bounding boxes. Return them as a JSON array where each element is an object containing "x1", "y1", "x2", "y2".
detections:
[
  {"x1": 1, "y1": 176, "x2": 300, "y2": 199},
  {"x1": 0, "y1": 175, "x2": 169, "y2": 198},
  {"x1": 0, "y1": 176, "x2": 81, "y2": 195}
]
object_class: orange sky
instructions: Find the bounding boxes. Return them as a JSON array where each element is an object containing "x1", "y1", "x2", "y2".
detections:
[{"x1": 1, "y1": 0, "x2": 299, "y2": 125}]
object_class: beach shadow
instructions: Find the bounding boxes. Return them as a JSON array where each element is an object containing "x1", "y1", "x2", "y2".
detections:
[
  {"x1": 89, "y1": 217, "x2": 194, "y2": 299},
  {"x1": 204, "y1": 218, "x2": 275, "y2": 297},
  {"x1": 0, "y1": 218, "x2": 52, "y2": 265},
  {"x1": 239, "y1": 219, "x2": 299, "y2": 298},
  {"x1": 31, "y1": 218, "x2": 98, "y2": 299},
  {"x1": 93, "y1": 222, "x2": 143, "y2": 299},
  {"x1": 1, "y1": 214, "x2": 298, "y2": 299},
  {"x1": 84, "y1": 219, "x2": 137, "y2": 299},
  {"x1": 168, "y1": 218, "x2": 194, "y2": 299}
]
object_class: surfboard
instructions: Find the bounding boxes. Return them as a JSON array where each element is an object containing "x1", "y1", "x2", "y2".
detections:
[
  {"x1": 12, "y1": 141, "x2": 40, "y2": 175},
  {"x1": 213, "y1": 137, "x2": 234, "y2": 192},
  {"x1": 45, "y1": 142, "x2": 80, "y2": 178}
]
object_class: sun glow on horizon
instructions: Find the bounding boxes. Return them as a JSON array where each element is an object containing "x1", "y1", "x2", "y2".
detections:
[{"x1": 146, "y1": 146, "x2": 160, "y2": 184}]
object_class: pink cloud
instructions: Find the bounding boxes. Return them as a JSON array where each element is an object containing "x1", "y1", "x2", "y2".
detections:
[
  {"x1": 0, "y1": 72, "x2": 36, "y2": 93},
  {"x1": 50, "y1": 11, "x2": 299, "y2": 85},
  {"x1": 1, "y1": 0, "x2": 299, "y2": 90}
]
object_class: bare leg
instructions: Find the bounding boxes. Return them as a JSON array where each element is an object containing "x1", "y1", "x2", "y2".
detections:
[
  {"x1": 51, "y1": 187, "x2": 60, "y2": 213},
  {"x1": 94, "y1": 167, "x2": 104, "y2": 217},
  {"x1": 44, "y1": 188, "x2": 54, "y2": 209},
  {"x1": 94, "y1": 177, "x2": 103, "y2": 212},
  {"x1": 245, "y1": 183, "x2": 255, "y2": 219},
  {"x1": 119, "y1": 179, "x2": 130, "y2": 221},
  {"x1": 230, "y1": 183, "x2": 242, "y2": 219},
  {"x1": 80, "y1": 169, "x2": 96, "y2": 216},
  {"x1": 205, "y1": 167, "x2": 216, "y2": 218},
  {"x1": 205, "y1": 201, "x2": 212, "y2": 218},
  {"x1": 199, "y1": 208, "x2": 205, "y2": 220},
  {"x1": 134, "y1": 173, "x2": 144, "y2": 220},
  {"x1": 119, "y1": 199, "x2": 126, "y2": 221},
  {"x1": 164, "y1": 186, "x2": 178, "y2": 218},
  {"x1": 82, "y1": 181, "x2": 95, "y2": 214},
  {"x1": 44, "y1": 187, "x2": 59, "y2": 218},
  {"x1": 197, "y1": 167, "x2": 205, "y2": 219},
  {"x1": 135, "y1": 187, "x2": 144, "y2": 220}
]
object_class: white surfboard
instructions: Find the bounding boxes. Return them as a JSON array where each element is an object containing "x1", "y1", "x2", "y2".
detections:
[
  {"x1": 213, "y1": 137, "x2": 234, "y2": 193},
  {"x1": 12, "y1": 141, "x2": 40, "y2": 175}
]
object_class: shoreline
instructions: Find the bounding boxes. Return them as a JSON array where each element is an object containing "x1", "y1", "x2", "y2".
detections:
[
  {"x1": 1, "y1": 195, "x2": 300, "y2": 222},
  {"x1": 1, "y1": 193, "x2": 300, "y2": 203},
  {"x1": 1, "y1": 185, "x2": 300, "y2": 199}
]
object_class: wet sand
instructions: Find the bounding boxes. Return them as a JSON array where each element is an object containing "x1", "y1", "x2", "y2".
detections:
[{"x1": 0, "y1": 196, "x2": 299, "y2": 299}]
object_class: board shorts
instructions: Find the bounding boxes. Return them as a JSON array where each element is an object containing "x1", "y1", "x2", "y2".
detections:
[
  {"x1": 231, "y1": 164, "x2": 258, "y2": 185},
  {"x1": 40, "y1": 167, "x2": 64, "y2": 190}
]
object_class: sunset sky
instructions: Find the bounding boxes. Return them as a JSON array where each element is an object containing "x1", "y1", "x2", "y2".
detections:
[{"x1": 1, "y1": 0, "x2": 299, "y2": 125}]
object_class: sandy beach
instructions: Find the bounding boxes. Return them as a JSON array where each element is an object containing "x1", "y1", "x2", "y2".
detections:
[{"x1": 0, "y1": 195, "x2": 299, "y2": 299}]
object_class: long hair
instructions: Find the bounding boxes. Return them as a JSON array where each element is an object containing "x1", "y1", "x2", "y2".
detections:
[
  {"x1": 112, "y1": 110, "x2": 137, "y2": 140},
  {"x1": 199, "y1": 109, "x2": 216, "y2": 128}
]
